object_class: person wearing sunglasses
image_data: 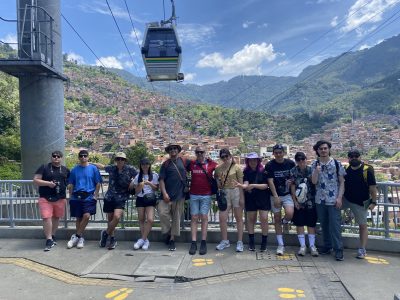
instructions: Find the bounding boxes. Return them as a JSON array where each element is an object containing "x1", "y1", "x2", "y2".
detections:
[
  {"x1": 67, "y1": 150, "x2": 102, "y2": 249},
  {"x1": 93, "y1": 152, "x2": 137, "y2": 250},
  {"x1": 187, "y1": 146, "x2": 218, "y2": 255},
  {"x1": 311, "y1": 140, "x2": 346, "y2": 261},
  {"x1": 289, "y1": 152, "x2": 318, "y2": 257},
  {"x1": 214, "y1": 148, "x2": 245, "y2": 252},
  {"x1": 343, "y1": 149, "x2": 377, "y2": 259},
  {"x1": 33, "y1": 151, "x2": 70, "y2": 251}
]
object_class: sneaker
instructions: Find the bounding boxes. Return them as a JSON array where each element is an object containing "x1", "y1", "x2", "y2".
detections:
[
  {"x1": 236, "y1": 241, "x2": 244, "y2": 252},
  {"x1": 67, "y1": 234, "x2": 79, "y2": 249},
  {"x1": 335, "y1": 250, "x2": 344, "y2": 261},
  {"x1": 248, "y1": 239, "x2": 255, "y2": 251},
  {"x1": 76, "y1": 237, "x2": 85, "y2": 249},
  {"x1": 51, "y1": 235, "x2": 57, "y2": 245},
  {"x1": 189, "y1": 241, "x2": 197, "y2": 255},
  {"x1": 199, "y1": 240, "x2": 207, "y2": 255},
  {"x1": 276, "y1": 245, "x2": 285, "y2": 256},
  {"x1": 44, "y1": 239, "x2": 55, "y2": 252},
  {"x1": 310, "y1": 245, "x2": 319, "y2": 257},
  {"x1": 142, "y1": 239, "x2": 150, "y2": 251},
  {"x1": 260, "y1": 242, "x2": 267, "y2": 252},
  {"x1": 216, "y1": 240, "x2": 230, "y2": 251},
  {"x1": 168, "y1": 240, "x2": 176, "y2": 251},
  {"x1": 319, "y1": 247, "x2": 332, "y2": 255},
  {"x1": 356, "y1": 248, "x2": 366, "y2": 259},
  {"x1": 164, "y1": 233, "x2": 171, "y2": 245},
  {"x1": 134, "y1": 238, "x2": 145, "y2": 250},
  {"x1": 108, "y1": 237, "x2": 117, "y2": 250},
  {"x1": 298, "y1": 246, "x2": 306, "y2": 256},
  {"x1": 99, "y1": 230, "x2": 109, "y2": 248}
]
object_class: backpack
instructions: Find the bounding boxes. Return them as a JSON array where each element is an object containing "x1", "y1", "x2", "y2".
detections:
[
  {"x1": 296, "y1": 179, "x2": 308, "y2": 204},
  {"x1": 345, "y1": 163, "x2": 371, "y2": 184}
]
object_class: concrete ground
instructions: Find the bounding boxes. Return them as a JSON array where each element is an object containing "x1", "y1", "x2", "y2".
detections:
[{"x1": 0, "y1": 229, "x2": 399, "y2": 300}]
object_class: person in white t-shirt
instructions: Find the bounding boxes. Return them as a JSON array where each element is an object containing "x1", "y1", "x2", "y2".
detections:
[{"x1": 132, "y1": 158, "x2": 159, "y2": 250}]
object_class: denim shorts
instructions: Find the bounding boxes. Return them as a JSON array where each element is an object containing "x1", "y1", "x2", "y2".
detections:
[
  {"x1": 270, "y1": 194, "x2": 294, "y2": 214},
  {"x1": 343, "y1": 198, "x2": 367, "y2": 225},
  {"x1": 190, "y1": 194, "x2": 212, "y2": 215}
]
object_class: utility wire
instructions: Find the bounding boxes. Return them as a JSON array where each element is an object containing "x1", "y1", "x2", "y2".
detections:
[{"x1": 61, "y1": 13, "x2": 106, "y2": 68}]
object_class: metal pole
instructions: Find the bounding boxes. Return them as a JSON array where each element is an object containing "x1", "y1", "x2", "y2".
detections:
[
  {"x1": 383, "y1": 184, "x2": 390, "y2": 238},
  {"x1": 8, "y1": 182, "x2": 15, "y2": 228},
  {"x1": 17, "y1": 0, "x2": 65, "y2": 179}
]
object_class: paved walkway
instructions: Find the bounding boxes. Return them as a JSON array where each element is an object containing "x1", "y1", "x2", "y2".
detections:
[{"x1": 0, "y1": 236, "x2": 399, "y2": 300}]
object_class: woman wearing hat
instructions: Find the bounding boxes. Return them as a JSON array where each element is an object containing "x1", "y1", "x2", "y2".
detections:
[
  {"x1": 290, "y1": 152, "x2": 318, "y2": 257},
  {"x1": 235, "y1": 152, "x2": 270, "y2": 252},
  {"x1": 132, "y1": 158, "x2": 159, "y2": 250}
]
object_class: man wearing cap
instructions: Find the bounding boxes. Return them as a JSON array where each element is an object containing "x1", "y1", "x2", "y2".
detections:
[
  {"x1": 67, "y1": 150, "x2": 102, "y2": 249},
  {"x1": 265, "y1": 144, "x2": 295, "y2": 255},
  {"x1": 343, "y1": 149, "x2": 377, "y2": 259},
  {"x1": 93, "y1": 152, "x2": 137, "y2": 250},
  {"x1": 187, "y1": 145, "x2": 218, "y2": 255},
  {"x1": 159, "y1": 143, "x2": 188, "y2": 251},
  {"x1": 33, "y1": 151, "x2": 70, "y2": 251}
]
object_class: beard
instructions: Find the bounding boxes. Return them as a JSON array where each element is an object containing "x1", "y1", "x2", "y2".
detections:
[{"x1": 349, "y1": 160, "x2": 361, "y2": 167}]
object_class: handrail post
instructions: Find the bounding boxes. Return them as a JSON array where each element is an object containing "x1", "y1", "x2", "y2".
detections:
[
  {"x1": 383, "y1": 184, "x2": 390, "y2": 238},
  {"x1": 8, "y1": 182, "x2": 15, "y2": 228}
]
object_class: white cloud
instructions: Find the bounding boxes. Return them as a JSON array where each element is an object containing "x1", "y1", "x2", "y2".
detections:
[
  {"x1": 177, "y1": 23, "x2": 216, "y2": 46},
  {"x1": 278, "y1": 60, "x2": 289, "y2": 66},
  {"x1": 341, "y1": 0, "x2": 398, "y2": 34},
  {"x1": 123, "y1": 61, "x2": 134, "y2": 68},
  {"x1": 196, "y1": 42, "x2": 277, "y2": 76},
  {"x1": 257, "y1": 23, "x2": 269, "y2": 29},
  {"x1": 79, "y1": 0, "x2": 143, "y2": 22},
  {"x1": 2, "y1": 34, "x2": 17, "y2": 50},
  {"x1": 330, "y1": 16, "x2": 338, "y2": 27},
  {"x1": 242, "y1": 21, "x2": 255, "y2": 29},
  {"x1": 96, "y1": 56, "x2": 123, "y2": 69},
  {"x1": 184, "y1": 73, "x2": 196, "y2": 81},
  {"x1": 129, "y1": 29, "x2": 142, "y2": 45},
  {"x1": 358, "y1": 44, "x2": 370, "y2": 50},
  {"x1": 66, "y1": 52, "x2": 85, "y2": 64}
]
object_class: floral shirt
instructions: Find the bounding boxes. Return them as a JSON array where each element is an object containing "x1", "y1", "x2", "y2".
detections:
[
  {"x1": 290, "y1": 166, "x2": 315, "y2": 209},
  {"x1": 311, "y1": 158, "x2": 346, "y2": 205}
]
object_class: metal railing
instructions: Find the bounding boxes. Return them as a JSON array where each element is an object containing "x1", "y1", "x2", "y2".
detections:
[{"x1": 0, "y1": 180, "x2": 399, "y2": 239}]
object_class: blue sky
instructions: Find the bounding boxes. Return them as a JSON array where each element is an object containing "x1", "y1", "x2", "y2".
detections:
[{"x1": 1, "y1": 0, "x2": 400, "y2": 84}]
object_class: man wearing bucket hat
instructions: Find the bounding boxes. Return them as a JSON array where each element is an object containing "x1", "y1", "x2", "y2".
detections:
[
  {"x1": 93, "y1": 152, "x2": 137, "y2": 250},
  {"x1": 159, "y1": 143, "x2": 188, "y2": 251}
]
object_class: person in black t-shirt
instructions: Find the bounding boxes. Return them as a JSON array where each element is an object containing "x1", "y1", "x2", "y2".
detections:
[
  {"x1": 33, "y1": 151, "x2": 70, "y2": 252},
  {"x1": 235, "y1": 153, "x2": 270, "y2": 252},
  {"x1": 265, "y1": 144, "x2": 295, "y2": 255},
  {"x1": 343, "y1": 149, "x2": 377, "y2": 259}
]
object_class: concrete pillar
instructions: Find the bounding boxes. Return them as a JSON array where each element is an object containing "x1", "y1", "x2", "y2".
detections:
[{"x1": 17, "y1": 0, "x2": 64, "y2": 179}]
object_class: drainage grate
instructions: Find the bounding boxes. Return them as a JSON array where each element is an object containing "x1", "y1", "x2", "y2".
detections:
[{"x1": 256, "y1": 251, "x2": 296, "y2": 261}]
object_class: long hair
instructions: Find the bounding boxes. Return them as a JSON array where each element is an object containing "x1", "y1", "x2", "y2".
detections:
[
  {"x1": 138, "y1": 163, "x2": 153, "y2": 183},
  {"x1": 244, "y1": 158, "x2": 264, "y2": 173}
]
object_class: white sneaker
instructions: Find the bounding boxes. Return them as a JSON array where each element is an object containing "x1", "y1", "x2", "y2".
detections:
[
  {"x1": 67, "y1": 234, "x2": 79, "y2": 249},
  {"x1": 276, "y1": 245, "x2": 285, "y2": 256},
  {"x1": 142, "y1": 239, "x2": 150, "y2": 251},
  {"x1": 216, "y1": 240, "x2": 230, "y2": 251},
  {"x1": 76, "y1": 237, "x2": 85, "y2": 249},
  {"x1": 298, "y1": 246, "x2": 306, "y2": 256},
  {"x1": 134, "y1": 238, "x2": 145, "y2": 250},
  {"x1": 236, "y1": 241, "x2": 244, "y2": 252},
  {"x1": 310, "y1": 245, "x2": 319, "y2": 257}
]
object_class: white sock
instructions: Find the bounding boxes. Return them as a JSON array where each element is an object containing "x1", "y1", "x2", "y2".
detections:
[
  {"x1": 276, "y1": 235, "x2": 284, "y2": 246},
  {"x1": 298, "y1": 234, "x2": 306, "y2": 247},
  {"x1": 308, "y1": 234, "x2": 316, "y2": 247}
]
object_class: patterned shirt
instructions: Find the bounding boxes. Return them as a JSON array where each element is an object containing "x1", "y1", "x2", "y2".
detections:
[
  {"x1": 311, "y1": 158, "x2": 346, "y2": 205},
  {"x1": 290, "y1": 165, "x2": 315, "y2": 209}
]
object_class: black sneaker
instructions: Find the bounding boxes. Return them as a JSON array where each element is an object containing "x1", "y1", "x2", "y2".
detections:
[
  {"x1": 199, "y1": 240, "x2": 207, "y2": 255},
  {"x1": 168, "y1": 240, "x2": 176, "y2": 251},
  {"x1": 335, "y1": 250, "x2": 344, "y2": 261},
  {"x1": 248, "y1": 239, "x2": 255, "y2": 251},
  {"x1": 44, "y1": 239, "x2": 55, "y2": 252},
  {"x1": 165, "y1": 233, "x2": 171, "y2": 245},
  {"x1": 189, "y1": 241, "x2": 197, "y2": 255},
  {"x1": 51, "y1": 235, "x2": 57, "y2": 245},
  {"x1": 319, "y1": 247, "x2": 332, "y2": 255},
  {"x1": 260, "y1": 241, "x2": 267, "y2": 252},
  {"x1": 99, "y1": 230, "x2": 109, "y2": 248},
  {"x1": 108, "y1": 236, "x2": 117, "y2": 250}
]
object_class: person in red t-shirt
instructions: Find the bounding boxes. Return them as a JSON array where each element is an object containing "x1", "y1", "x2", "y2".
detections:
[{"x1": 187, "y1": 146, "x2": 218, "y2": 255}]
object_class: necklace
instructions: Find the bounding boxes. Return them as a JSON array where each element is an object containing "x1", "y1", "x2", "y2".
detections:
[{"x1": 51, "y1": 164, "x2": 62, "y2": 174}]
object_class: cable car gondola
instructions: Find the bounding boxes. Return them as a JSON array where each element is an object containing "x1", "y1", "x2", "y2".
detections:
[{"x1": 141, "y1": 0, "x2": 184, "y2": 82}]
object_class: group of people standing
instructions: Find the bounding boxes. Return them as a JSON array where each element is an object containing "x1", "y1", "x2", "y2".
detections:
[{"x1": 33, "y1": 139, "x2": 377, "y2": 262}]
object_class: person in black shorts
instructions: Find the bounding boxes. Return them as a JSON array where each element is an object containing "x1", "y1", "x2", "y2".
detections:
[
  {"x1": 235, "y1": 153, "x2": 270, "y2": 252},
  {"x1": 290, "y1": 152, "x2": 318, "y2": 257}
]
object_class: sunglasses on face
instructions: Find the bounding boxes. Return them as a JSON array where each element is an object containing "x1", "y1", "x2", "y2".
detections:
[
  {"x1": 349, "y1": 155, "x2": 360, "y2": 159},
  {"x1": 79, "y1": 154, "x2": 88, "y2": 158},
  {"x1": 115, "y1": 158, "x2": 126, "y2": 161},
  {"x1": 195, "y1": 151, "x2": 205, "y2": 154},
  {"x1": 296, "y1": 158, "x2": 306, "y2": 161},
  {"x1": 52, "y1": 155, "x2": 61, "y2": 159},
  {"x1": 220, "y1": 155, "x2": 229, "y2": 159},
  {"x1": 169, "y1": 147, "x2": 178, "y2": 151}
]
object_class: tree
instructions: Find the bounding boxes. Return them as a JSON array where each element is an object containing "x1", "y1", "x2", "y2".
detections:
[{"x1": 125, "y1": 141, "x2": 155, "y2": 168}]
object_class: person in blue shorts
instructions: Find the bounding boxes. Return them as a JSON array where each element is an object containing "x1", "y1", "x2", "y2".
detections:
[{"x1": 67, "y1": 150, "x2": 102, "y2": 249}]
